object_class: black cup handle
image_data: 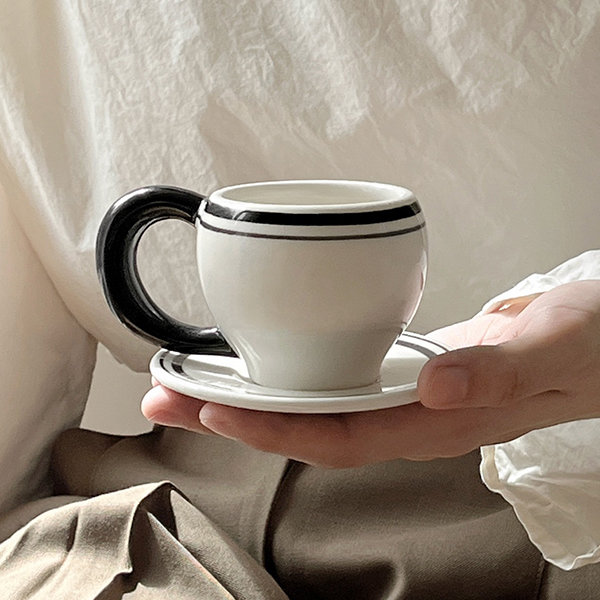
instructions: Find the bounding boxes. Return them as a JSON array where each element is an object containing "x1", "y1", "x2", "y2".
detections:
[{"x1": 96, "y1": 185, "x2": 236, "y2": 356}]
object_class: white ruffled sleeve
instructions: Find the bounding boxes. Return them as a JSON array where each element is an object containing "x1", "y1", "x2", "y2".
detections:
[{"x1": 479, "y1": 249, "x2": 600, "y2": 570}]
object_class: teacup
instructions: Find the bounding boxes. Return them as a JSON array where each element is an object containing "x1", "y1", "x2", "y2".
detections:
[{"x1": 96, "y1": 180, "x2": 427, "y2": 391}]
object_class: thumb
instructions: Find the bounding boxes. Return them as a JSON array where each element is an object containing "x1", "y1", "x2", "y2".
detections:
[{"x1": 417, "y1": 334, "x2": 574, "y2": 409}]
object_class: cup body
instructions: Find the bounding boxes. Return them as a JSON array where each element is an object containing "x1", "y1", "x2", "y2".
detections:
[{"x1": 197, "y1": 180, "x2": 427, "y2": 391}]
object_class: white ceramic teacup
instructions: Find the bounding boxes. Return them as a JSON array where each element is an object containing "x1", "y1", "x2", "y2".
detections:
[{"x1": 97, "y1": 180, "x2": 427, "y2": 391}]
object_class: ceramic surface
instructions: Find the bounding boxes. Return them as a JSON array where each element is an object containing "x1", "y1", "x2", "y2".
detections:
[
  {"x1": 150, "y1": 332, "x2": 448, "y2": 413},
  {"x1": 98, "y1": 180, "x2": 427, "y2": 391}
]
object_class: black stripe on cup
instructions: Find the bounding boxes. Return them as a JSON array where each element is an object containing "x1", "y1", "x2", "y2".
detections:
[
  {"x1": 198, "y1": 200, "x2": 425, "y2": 241},
  {"x1": 204, "y1": 200, "x2": 421, "y2": 226}
]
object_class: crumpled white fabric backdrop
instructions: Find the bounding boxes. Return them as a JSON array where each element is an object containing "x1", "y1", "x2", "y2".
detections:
[
  {"x1": 0, "y1": 0, "x2": 599, "y2": 569},
  {"x1": 2, "y1": 1, "x2": 598, "y2": 370}
]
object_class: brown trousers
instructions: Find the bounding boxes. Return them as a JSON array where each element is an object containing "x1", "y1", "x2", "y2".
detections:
[{"x1": 0, "y1": 426, "x2": 597, "y2": 599}]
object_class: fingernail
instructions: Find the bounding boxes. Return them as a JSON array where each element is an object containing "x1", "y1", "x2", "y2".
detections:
[
  {"x1": 429, "y1": 366, "x2": 470, "y2": 407},
  {"x1": 199, "y1": 404, "x2": 238, "y2": 439},
  {"x1": 146, "y1": 409, "x2": 182, "y2": 427}
]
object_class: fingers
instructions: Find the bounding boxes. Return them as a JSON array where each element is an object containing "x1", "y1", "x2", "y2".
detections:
[
  {"x1": 199, "y1": 403, "x2": 367, "y2": 467},
  {"x1": 156, "y1": 389, "x2": 592, "y2": 467},
  {"x1": 418, "y1": 312, "x2": 588, "y2": 409},
  {"x1": 420, "y1": 281, "x2": 600, "y2": 410},
  {"x1": 426, "y1": 307, "x2": 525, "y2": 349},
  {"x1": 142, "y1": 281, "x2": 600, "y2": 466},
  {"x1": 143, "y1": 386, "x2": 595, "y2": 468},
  {"x1": 418, "y1": 344, "x2": 530, "y2": 409},
  {"x1": 482, "y1": 292, "x2": 544, "y2": 315},
  {"x1": 198, "y1": 401, "x2": 490, "y2": 466},
  {"x1": 141, "y1": 385, "x2": 213, "y2": 434},
  {"x1": 142, "y1": 388, "x2": 484, "y2": 465},
  {"x1": 141, "y1": 385, "x2": 487, "y2": 464}
]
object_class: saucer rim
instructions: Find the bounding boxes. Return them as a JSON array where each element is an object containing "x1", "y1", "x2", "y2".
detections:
[{"x1": 149, "y1": 332, "x2": 448, "y2": 413}]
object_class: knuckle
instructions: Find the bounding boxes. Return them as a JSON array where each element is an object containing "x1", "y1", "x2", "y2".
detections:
[
  {"x1": 313, "y1": 446, "x2": 368, "y2": 470},
  {"x1": 440, "y1": 436, "x2": 479, "y2": 458},
  {"x1": 436, "y1": 414, "x2": 483, "y2": 457},
  {"x1": 435, "y1": 434, "x2": 474, "y2": 458},
  {"x1": 478, "y1": 346, "x2": 523, "y2": 407},
  {"x1": 313, "y1": 427, "x2": 371, "y2": 469},
  {"x1": 237, "y1": 429, "x2": 285, "y2": 455},
  {"x1": 498, "y1": 364, "x2": 522, "y2": 407}
]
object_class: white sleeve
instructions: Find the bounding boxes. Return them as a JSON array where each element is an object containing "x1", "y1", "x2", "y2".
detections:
[{"x1": 479, "y1": 249, "x2": 600, "y2": 570}]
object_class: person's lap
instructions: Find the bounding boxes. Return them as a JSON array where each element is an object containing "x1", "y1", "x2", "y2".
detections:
[{"x1": 0, "y1": 425, "x2": 595, "y2": 599}]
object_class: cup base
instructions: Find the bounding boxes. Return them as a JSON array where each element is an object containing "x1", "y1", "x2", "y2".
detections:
[{"x1": 235, "y1": 330, "x2": 400, "y2": 392}]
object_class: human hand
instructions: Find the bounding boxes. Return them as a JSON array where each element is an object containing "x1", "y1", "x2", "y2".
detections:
[{"x1": 141, "y1": 280, "x2": 600, "y2": 467}]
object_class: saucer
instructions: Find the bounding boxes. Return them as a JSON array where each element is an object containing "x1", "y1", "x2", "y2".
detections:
[{"x1": 150, "y1": 332, "x2": 449, "y2": 413}]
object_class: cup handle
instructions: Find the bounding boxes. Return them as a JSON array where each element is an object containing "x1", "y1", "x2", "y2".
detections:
[{"x1": 96, "y1": 185, "x2": 236, "y2": 356}]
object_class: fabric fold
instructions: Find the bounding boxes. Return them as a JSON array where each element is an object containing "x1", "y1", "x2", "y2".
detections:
[{"x1": 0, "y1": 481, "x2": 287, "y2": 599}]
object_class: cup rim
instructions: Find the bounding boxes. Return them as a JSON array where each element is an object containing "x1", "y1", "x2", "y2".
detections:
[{"x1": 209, "y1": 179, "x2": 416, "y2": 214}]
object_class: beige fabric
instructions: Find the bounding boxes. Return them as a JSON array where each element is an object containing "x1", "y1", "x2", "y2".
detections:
[
  {"x1": 1, "y1": 427, "x2": 599, "y2": 599},
  {"x1": 0, "y1": 481, "x2": 287, "y2": 599}
]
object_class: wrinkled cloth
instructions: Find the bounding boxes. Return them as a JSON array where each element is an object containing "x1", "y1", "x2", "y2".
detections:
[
  {"x1": 0, "y1": 429, "x2": 563, "y2": 599},
  {"x1": 0, "y1": 0, "x2": 599, "y2": 574},
  {"x1": 479, "y1": 251, "x2": 600, "y2": 570},
  {"x1": 0, "y1": 481, "x2": 288, "y2": 599},
  {"x1": 2, "y1": 1, "x2": 599, "y2": 369}
]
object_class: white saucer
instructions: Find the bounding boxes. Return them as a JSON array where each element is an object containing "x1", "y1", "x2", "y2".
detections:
[{"x1": 150, "y1": 332, "x2": 449, "y2": 414}]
